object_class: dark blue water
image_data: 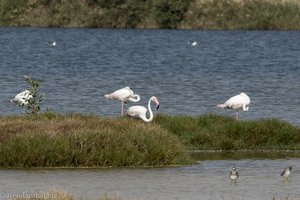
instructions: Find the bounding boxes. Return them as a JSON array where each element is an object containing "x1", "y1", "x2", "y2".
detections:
[{"x1": 1, "y1": 28, "x2": 299, "y2": 125}]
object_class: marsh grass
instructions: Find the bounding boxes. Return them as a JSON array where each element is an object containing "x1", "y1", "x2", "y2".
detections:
[
  {"x1": 1, "y1": 112, "x2": 299, "y2": 167},
  {"x1": 182, "y1": 0, "x2": 300, "y2": 29},
  {"x1": 1, "y1": 0, "x2": 300, "y2": 29},
  {"x1": 154, "y1": 114, "x2": 300, "y2": 150},
  {"x1": 0, "y1": 113, "x2": 191, "y2": 168}
]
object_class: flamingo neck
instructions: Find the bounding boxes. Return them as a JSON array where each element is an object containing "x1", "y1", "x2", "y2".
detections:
[
  {"x1": 129, "y1": 94, "x2": 140, "y2": 102},
  {"x1": 141, "y1": 98, "x2": 153, "y2": 122}
]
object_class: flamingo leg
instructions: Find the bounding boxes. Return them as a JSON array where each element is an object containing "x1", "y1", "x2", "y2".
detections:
[
  {"x1": 235, "y1": 111, "x2": 239, "y2": 120},
  {"x1": 121, "y1": 102, "x2": 124, "y2": 116}
]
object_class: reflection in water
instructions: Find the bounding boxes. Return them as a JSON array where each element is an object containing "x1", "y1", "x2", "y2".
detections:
[{"x1": 0, "y1": 152, "x2": 299, "y2": 200}]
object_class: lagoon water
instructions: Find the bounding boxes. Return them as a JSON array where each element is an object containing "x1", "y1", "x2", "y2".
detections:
[
  {"x1": 0, "y1": 28, "x2": 299, "y2": 125},
  {"x1": 1, "y1": 28, "x2": 300, "y2": 200},
  {"x1": 0, "y1": 153, "x2": 300, "y2": 200}
]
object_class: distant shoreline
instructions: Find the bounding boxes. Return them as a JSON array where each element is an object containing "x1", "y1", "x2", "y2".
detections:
[{"x1": 1, "y1": 0, "x2": 300, "y2": 30}]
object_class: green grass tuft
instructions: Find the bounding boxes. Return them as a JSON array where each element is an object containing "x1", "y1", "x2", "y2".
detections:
[
  {"x1": 154, "y1": 114, "x2": 300, "y2": 150},
  {"x1": 0, "y1": 113, "x2": 191, "y2": 168}
]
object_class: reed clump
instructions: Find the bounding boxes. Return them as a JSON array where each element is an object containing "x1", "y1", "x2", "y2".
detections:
[
  {"x1": 155, "y1": 114, "x2": 300, "y2": 150},
  {"x1": 0, "y1": 112, "x2": 191, "y2": 168}
]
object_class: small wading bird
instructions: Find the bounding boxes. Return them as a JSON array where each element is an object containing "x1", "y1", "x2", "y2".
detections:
[
  {"x1": 11, "y1": 89, "x2": 33, "y2": 107},
  {"x1": 104, "y1": 86, "x2": 140, "y2": 116},
  {"x1": 127, "y1": 96, "x2": 160, "y2": 122},
  {"x1": 229, "y1": 167, "x2": 239, "y2": 183},
  {"x1": 281, "y1": 166, "x2": 292, "y2": 180},
  {"x1": 217, "y1": 92, "x2": 250, "y2": 120}
]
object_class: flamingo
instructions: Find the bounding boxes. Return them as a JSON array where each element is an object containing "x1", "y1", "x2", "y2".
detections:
[
  {"x1": 104, "y1": 86, "x2": 140, "y2": 116},
  {"x1": 11, "y1": 89, "x2": 33, "y2": 107},
  {"x1": 217, "y1": 92, "x2": 250, "y2": 119},
  {"x1": 127, "y1": 96, "x2": 160, "y2": 122}
]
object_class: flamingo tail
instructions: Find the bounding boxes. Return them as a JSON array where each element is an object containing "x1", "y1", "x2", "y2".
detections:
[
  {"x1": 217, "y1": 104, "x2": 226, "y2": 108},
  {"x1": 104, "y1": 94, "x2": 112, "y2": 99}
]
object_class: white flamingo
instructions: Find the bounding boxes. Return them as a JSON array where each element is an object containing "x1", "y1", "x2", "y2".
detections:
[
  {"x1": 11, "y1": 89, "x2": 33, "y2": 107},
  {"x1": 104, "y1": 86, "x2": 140, "y2": 116},
  {"x1": 217, "y1": 92, "x2": 250, "y2": 119},
  {"x1": 127, "y1": 96, "x2": 160, "y2": 122}
]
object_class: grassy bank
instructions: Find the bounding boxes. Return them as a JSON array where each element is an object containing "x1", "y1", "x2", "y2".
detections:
[
  {"x1": 155, "y1": 114, "x2": 300, "y2": 150},
  {"x1": 0, "y1": 113, "x2": 191, "y2": 168},
  {"x1": 1, "y1": 0, "x2": 300, "y2": 29},
  {"x1": 1, "y1": 113, "x2": 299, "y2": 167}
]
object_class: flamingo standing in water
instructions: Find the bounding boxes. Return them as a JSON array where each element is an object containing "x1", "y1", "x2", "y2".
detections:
[
  {"x1": 217, "y1": 92, "x2": 250, "y2": 119},
  {"x1": 127, "y1": 96, "x2": 160, "y2": 122},
  {"x1": 104, "y1": 86, "x2": 140, "y2": 116},
  {"x1": 11, "y1": 89, "x2": 33, "y2": 107}
]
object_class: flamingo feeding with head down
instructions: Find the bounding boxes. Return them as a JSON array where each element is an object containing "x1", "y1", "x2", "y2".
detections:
[
  {"x1": 217, "y1": 92, "x2": 250, "y2": 119},
  {"x1": 127, "y1": 96, "x2": 160, "y2": 122},
  {"x1": 11, "y1": 89, "x2": 33, "y2": 107},
  {"x1": 104, "y1": 86, "x2": 140, "y2": 116}
]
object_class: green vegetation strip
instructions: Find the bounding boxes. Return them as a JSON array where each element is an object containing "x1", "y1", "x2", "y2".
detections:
[
  {"x1": 0, "y1": 113, "x2": 191, "y2": 168},
  {"x1": 1, "y1": 113, "x2": 300, "y2": 168},
  {"x1": 155, "y1": 114, "x2": 300, "y2": 150},
  {"x1": 1, "y1": 0, "x2": 300, "y2": 29}
]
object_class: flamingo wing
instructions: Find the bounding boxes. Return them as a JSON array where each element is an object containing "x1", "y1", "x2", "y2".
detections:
[
  {"x1": 224, "y1": 94, "x2": 245, "y2": 110},
  {"x1": 12, "y1": 90, "x2": 32, "y2": 106},
  {"x1": 127, "y1": 105, "x2": 147, "y2": 118},
  {"x1": 108, "y1": 87, "x2": 133, "y2": 102}
]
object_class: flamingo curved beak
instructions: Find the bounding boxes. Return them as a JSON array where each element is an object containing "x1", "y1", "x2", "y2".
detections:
[{"x1": 156, "y1": 104, "x2": 160, "y2": 110}]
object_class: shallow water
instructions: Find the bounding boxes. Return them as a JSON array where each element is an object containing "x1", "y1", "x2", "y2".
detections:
[
  {"x1": 1, "y1": 153, "x2": 299, "y2": 200},
  {"x1": 0, "y1": 28, "x2": 300, "y2": 125}
]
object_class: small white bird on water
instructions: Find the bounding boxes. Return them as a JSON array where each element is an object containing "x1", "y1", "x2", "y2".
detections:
[
  {"x1": 281, "y1": 166, "x2": 292, "y2": 180},
  {"x1": 51, "y1": 41, "x2": 56, "y2": 46},
  {"x1": 11, "y1": 89, "x2": 33, "y2": 107},
  {"x1": 104, "y1": 86, "x2": 140, "y2": 116},
  {"x1": 188, "y1": 41, "x2": 197, "y2": 46},
  {"x1": 217, "y1": 92, "x2": 250, "y2": 119},
  {"x1": 127, "y1": 96, "x2": 160, "y2": 122},
  {"x1": 229, "y1": 167, "x2": 239, "y2": 183}
]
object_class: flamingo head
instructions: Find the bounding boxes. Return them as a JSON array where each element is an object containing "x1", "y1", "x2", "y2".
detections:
[{"x1": 151, "y1": 96, "x2": 160, "y2": 110}]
